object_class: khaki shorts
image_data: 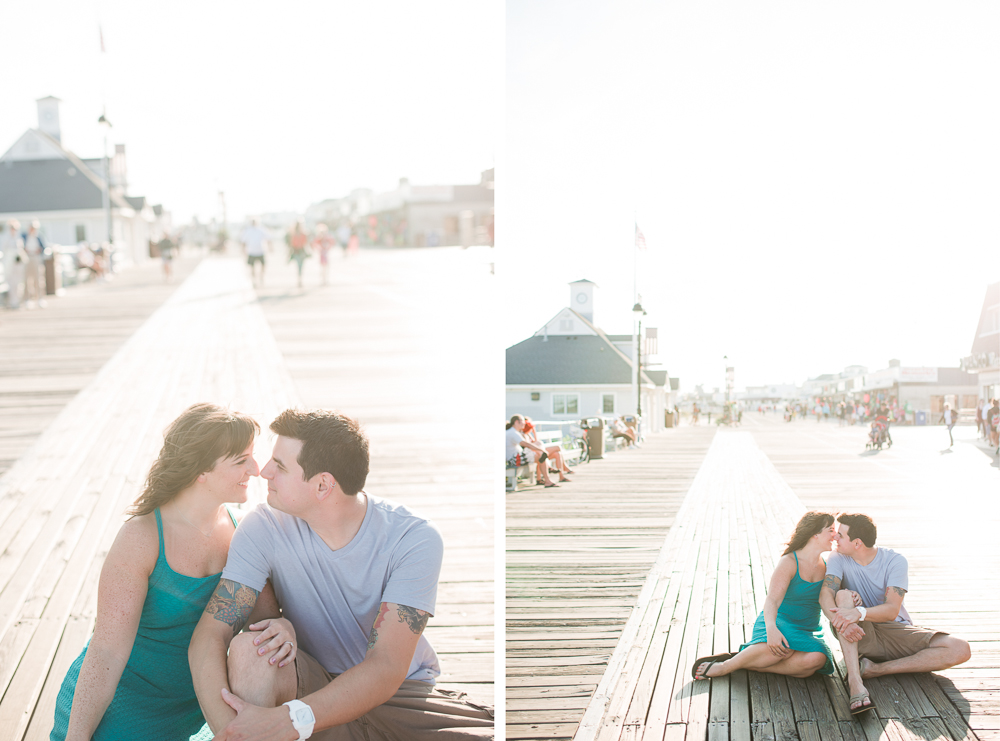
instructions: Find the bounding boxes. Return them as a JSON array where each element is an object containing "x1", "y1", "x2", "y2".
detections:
[
  {"x1": 295, "y1": 649, "x2": 494, "y2": 740},
  {"x1": 855, "y1": 621, "x2": 946, "y2": 662}
]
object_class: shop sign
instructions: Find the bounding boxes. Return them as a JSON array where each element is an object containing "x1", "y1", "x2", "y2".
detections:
[
  {"x1": 898, "y1": 367, "x2": 938, "y2": 383},
  {"x1": 961, "y1": 352, "x2": 999, "y2": 371}
]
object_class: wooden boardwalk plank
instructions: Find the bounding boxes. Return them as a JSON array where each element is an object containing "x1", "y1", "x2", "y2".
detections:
[
  {"x1": 507, "y1": 427, "x2": 718, "y2": 741},
  {"x1": 1, "y1": 248, "x2": 496, "y2": 739},
  {"x1": 570, "y1": 423, "x2": 990, "y2": 741}
]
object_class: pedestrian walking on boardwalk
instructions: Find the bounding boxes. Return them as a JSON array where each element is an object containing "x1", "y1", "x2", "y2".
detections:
[
  {"x1": 940, "y1": 404, "x2": 957, "y2": 447},
  {"x1": 693, "y1": 512, "x2": 836, "y2": 683},
  {"x1": 1, "y1": 219, "x2": 24, "y2": 309},
  {"x1": 988, "y1": 399, "x2": 1000, "y2": 451},
  {"x1": 240, "y1": 218, "x2": 270, "y2": 287},
  {"x1": 287, "y1": 221, "x2": 310, "y2": 288},
  {"x1": 22, "y1": 220, "x2": 47, "y2": 308},
  {"x1": 313, "y1": 223, "x2": 335, "y2": 286},
  {"x1": 157, "y1": 233, "x2": 177, "y2": 282}
]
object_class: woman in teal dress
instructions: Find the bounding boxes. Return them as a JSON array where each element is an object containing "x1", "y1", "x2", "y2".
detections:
[
  {"x1": 51, "y1": 403, "x2": 296, "y2": 741},
  {"x1": 692, "y1": 511, "x2": 837, "y2": 681}
]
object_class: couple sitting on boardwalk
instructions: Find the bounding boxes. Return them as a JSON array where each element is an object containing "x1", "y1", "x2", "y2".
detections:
[
  {"x1": 505, "y1": 415, "x2": 573, "y2": 488},
  {"x1": 50, "y1": 403, "x2": 492, "y2": 741},
  {"x1": 692, "y1": 511, "x2": 971, "y2": 716}
]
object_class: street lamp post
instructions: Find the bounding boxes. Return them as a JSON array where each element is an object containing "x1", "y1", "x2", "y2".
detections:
[
  {"x1": 97, "y1": 111, "x2": 113, "y2": 268},
  {"x1": 632, "y1": 301, "x2": 645, "y2": 420}
]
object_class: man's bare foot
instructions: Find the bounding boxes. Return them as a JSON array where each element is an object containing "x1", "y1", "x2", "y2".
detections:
[{"x1": 859, "y1": 657, "x2": 876, "y2": 678}]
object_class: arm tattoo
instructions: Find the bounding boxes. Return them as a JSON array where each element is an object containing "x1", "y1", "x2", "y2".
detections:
[
  {"x1": 397, "y1": 605, "x2": 430, "y2": 635},
  {"x1": 367, "y1": 603, "x2": 391, "y2": 652},
  {"x1": 205, "y1": 578, "x2": 259, "y2": 637},
  {"x1": 888, "y1": 586, "x2": 908, "y2": 598},
  {"x1": 822, "y1": 574, "x2": 841, "y2": 594}
]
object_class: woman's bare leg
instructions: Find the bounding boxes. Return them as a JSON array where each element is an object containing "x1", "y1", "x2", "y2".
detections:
[{"x1": 701, "y1": 645, "x2": 826, "y2": 679}]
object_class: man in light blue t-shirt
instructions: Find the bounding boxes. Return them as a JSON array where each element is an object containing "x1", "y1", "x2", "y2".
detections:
[
  {"x1": 190, "y1": 409, "x2": 493, "y2": 740},
  {"x1": 819, "y1": 513, "x2": 971, "y2": 716}
]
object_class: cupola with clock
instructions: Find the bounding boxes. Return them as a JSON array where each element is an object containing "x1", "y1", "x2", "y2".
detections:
[{"x1": 569, "y1": 279, "x2": 596, "y2": 324}]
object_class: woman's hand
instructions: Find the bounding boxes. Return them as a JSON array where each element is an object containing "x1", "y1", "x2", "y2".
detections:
[
  {"x1": 247, "y1": 617, "x2": 297, "y2": 668},
  {"x1": 765, "y1": 625, "x2": 791, "y2": 658}
]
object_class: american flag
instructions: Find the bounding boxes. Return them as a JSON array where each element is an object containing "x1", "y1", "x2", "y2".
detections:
[{"x1": 635, "y1": 223, "x2": 646, "y2": 250}]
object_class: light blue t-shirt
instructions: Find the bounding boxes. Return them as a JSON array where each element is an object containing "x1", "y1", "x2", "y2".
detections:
[
  {"x1": 826, "y1": 547, "x2": 911, "y2": 624},
  {"x1": 223, "y1": 496, "x2": 444, "y2": 682}
]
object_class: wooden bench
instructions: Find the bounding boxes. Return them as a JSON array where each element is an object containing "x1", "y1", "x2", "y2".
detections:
[
  {"x1": 536, "y1": 429, "x2": 585, "y2": 467},
  {"x1": 573, "y1": 431, "x2": 979, "y2": 741},
  {"x1": 507, "y1": 459, "x2": 536, "y2": 492}
]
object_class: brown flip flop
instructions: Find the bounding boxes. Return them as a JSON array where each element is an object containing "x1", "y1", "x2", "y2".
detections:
[{"x1": 691, "y1": 652, "x2": 735, "y2": 680}]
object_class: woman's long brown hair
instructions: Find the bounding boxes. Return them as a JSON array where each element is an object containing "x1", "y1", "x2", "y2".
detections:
[
  {"x1": 128, "y1": 403, "x2": 259, "y2": 517},
  {"x1": 782, "y1": 511, "x2": 835, "y2": 555}
]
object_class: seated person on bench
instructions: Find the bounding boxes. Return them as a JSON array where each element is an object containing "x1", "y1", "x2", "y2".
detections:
[
  {"x1": 505, "y1": 415, "x2": 559, "y2": 488},
  {"x1": 521, "y1": 417, "x2": 572, "y2": 482},
  {"x1": 611, "y1": 417, "x2": 638, "y2": 447}
]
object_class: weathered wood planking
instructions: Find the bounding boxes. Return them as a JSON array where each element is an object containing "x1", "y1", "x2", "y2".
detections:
[
  {"x1": 747, "y1": 413, "x2": 998, "y2": 741},
  {"x1": 507, "y1": 427, "x2": 718, "y2": 740},
  {"x1": 253, "y1": 246, "x2": 495, "y2": 694},
  {"x1": 0, "y1": 247, "x2": 496, "y2": 740},
  {"x1": 573, "y1": 426, "x2": 988, "y2": 741}
]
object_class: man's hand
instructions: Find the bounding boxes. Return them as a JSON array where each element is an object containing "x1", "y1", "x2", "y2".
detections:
[
  {"x1": 829, "y1": 607, "x2": 865, "y2": 633},
  {"x1": 838, "y1": 623, "x2": 865, "y2": 643},
  {"x1": 212, "y1": 689, "x2": 297, "y2": 741}
]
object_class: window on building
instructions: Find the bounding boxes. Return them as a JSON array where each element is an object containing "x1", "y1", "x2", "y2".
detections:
[
  {"x1": 603, "y1": 394, "x2": 615, "y2": 414},
  {"x1": 75, "y1": 225, "x2": 86, "y2": 243},
  {"x1": 552, "y1": 394, "x2": 579, "y2": 415}
]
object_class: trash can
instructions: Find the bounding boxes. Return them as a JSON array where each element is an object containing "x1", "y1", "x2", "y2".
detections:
[
  {"x1": 581, "y1": 417, "x2": 605, "y2": 459},
  {"x1": 915, "y1": 411, "x2": 927, "y2": 426},
  {"x1": 665, "y1": 409, "x2": 674, "y2": 428},
  {"x1": 44, "y1": 254, "x2": 61, "y2": 296}
]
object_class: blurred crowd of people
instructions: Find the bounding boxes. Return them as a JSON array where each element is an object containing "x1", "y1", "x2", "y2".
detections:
[
  {"x1": 2, "y1": 219, "x2": 113, "y2": 310},
  {"x1": 238, "y1": 219, "x2": 358, "y2": 289}
]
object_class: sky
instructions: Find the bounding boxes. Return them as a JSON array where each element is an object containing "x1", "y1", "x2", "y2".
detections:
[
  {"x1": 503, "y1": 1, "x2": 999, "y2": 391},
  {"x1": 0, "y1": 0, "x2": 500, "y2": 224}
]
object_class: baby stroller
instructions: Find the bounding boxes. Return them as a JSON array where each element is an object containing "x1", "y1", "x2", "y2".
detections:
[{"x1": 866, "y1": 416, "x2": 892, "y2": 450}]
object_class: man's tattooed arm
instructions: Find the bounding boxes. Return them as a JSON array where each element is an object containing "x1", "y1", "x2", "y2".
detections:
[
  {"x1": 397, "y1": 605, "x2": 431, "y2": 635},
  {"x1": 888, "y1": 586, "x2": 907, "y2": 598},
  {"x1": 204, "y1": 578, "x2": 260, "y2": 638},
  {"x1": 366, "y1": 602, "x2": 432, "y2": 654},
  {"x1": 822, "y1": 574, "x2": 841, "y2": 595}
]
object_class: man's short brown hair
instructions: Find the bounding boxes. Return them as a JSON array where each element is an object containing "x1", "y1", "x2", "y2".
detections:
[
  {"x1": 837, "y1": 513, "x2": 877, "y2": 547},
  {"x1": 270, "y1": 409, "x2": 369, "y2": 496}
]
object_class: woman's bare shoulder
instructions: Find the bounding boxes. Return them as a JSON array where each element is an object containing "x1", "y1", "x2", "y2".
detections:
[
  {"x1": 108, "y1": 514, "x2": 159, "y2": 573},
  {"x1": 773, "y1": 553, "x2": 797, "y2": 574}
]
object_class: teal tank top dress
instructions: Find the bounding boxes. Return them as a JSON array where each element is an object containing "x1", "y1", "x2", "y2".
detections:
[
  {"x1": 51, "y1": 508, "x2": 236, "y2": 740},
  {"x1": 739, "y1": 552, "x2": 834, "y2": 675}
]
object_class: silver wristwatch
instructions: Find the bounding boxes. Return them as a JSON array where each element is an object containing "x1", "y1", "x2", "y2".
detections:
[{"x1": 283, "y1": 699, "x2": 316, "y2": 740}]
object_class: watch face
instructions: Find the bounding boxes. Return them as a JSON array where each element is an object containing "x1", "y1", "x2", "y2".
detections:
[
  {"x1": 295, "y1": 708, "x2": 314, "y2": 723},
  {"x1": 576, "y1": 293, "x2": 587, "y2": 304}
]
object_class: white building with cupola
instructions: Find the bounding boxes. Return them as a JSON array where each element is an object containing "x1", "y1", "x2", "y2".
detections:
[
  {"x1": 0, "y1": 96, "x2": 169, "y2": 265},
  {"x1": 505, "y1": 279, "x2": 676, "y2": 432}
]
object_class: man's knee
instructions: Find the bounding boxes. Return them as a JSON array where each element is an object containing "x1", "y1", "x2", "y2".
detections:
[
  {"x1": 227, "y1": 632, "x2": 292, "y2": 707},
  {"x1": 227, "y1": 633, "x2": 263, "y2": 683},
  {"x1": 835, "y1": 589, "x2": 856, "y2": 608},
  {"x1": 933, "y1": 635, "x2": 972, "y2": 666}
]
